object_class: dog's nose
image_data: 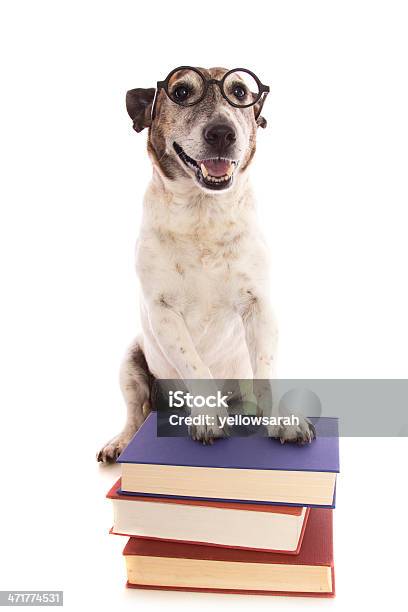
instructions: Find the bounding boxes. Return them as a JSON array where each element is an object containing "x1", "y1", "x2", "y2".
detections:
[{"x1": 203, "y1": 123, "x2": 236, "y2": 153}]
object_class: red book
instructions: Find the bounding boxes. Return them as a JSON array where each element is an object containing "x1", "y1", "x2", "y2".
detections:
[
  {"x1": 123, "y1": 508, "x2": 334, "y2": 597},
  {"x1": 108, "y1": 479, "x2": 309, "y2": 553}
]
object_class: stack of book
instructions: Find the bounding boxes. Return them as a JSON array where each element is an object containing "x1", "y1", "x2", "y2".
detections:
[{"x1": 106, "y1": 412, "x2": 339, "y2": 597}]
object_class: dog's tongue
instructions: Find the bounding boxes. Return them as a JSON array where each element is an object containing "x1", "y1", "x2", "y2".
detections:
[{"x1": 200, "y1": 158, "x2": 231, "y2": 177}]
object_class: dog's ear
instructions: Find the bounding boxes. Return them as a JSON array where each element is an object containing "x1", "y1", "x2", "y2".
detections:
[
  {"x1": 254, "y1": 100, "x2": 267, "y2": 129},
  {"x1": 126, "y1": 88, "x2": 156, "y2": 132},
  {"x1": 256, "y1": 114, "x2": 267, "y2": 129},
  {"x1": 256, "y1": 115, "x2": 268, "y2": 128}
]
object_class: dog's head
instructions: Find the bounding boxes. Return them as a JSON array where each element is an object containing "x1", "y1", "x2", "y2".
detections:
[{"x1": 126, "y1": 67, "x2": 268, "y2": 193}]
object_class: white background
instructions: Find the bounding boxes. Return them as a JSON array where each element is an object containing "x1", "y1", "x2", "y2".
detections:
[{"x1": 0, "y1": 0, "x2": 407, "y2": 610}]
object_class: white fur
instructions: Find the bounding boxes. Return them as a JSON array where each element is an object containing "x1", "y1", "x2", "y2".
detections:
[{"x1": 137, "y1": 169, "x2": 278, "y2": 382}]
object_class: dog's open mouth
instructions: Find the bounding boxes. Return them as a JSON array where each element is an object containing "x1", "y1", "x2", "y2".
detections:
[{"x1": 173, "y1": 142, "x2": 237, "y2": 191}]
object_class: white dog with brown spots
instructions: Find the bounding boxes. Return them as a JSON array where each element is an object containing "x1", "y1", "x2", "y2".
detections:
[{"x1": 97, "y1": 67, "x2": 315, "y2": 462}]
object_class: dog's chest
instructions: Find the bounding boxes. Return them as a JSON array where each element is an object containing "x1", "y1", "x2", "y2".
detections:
[
  {"x1": 138, "y1": 212, "x2": 268, "y2": 321},
  {"x1": 172, "y1": 234, "x2": 252, "y2": 307},
  {"x1": 139, "y1": 226, "x2": 256, "y2": 317},
  {"x1": 172, "y1": 244, "x2": 248, "y2": 351}
]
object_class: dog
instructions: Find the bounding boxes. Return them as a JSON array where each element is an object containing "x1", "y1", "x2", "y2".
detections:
[{"x1": 97, "y1": 66, "x2": 315, "y2": 462}]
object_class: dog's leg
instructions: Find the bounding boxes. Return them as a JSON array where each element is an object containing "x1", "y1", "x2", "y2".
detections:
[
  {"x1": 149, "y1": 302, "x2": 211, "y2": 379},
  {"x1": 240, "y1": 290, "x2": 278, "y2": 379},
  {"x1": 240, "y1": 291, "x2": 315, "y2": 444},
  {"x1": 148, "y1": 302, "x2": 228, "y2": 443},
  {"x1": 97, "y1": 337, "x2": 151, "y2": 463}
]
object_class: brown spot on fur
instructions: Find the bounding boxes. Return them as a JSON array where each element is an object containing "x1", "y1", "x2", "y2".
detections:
[
  {"x1": 238, "y1": 271, "x2": 251, "y2": 282},
  {"x1": 175, "y1": 262, "x2": 185, "y2": 276},
  {"x1": 147, "y1": 138, "x2": 179, "y2": 181},
  {"x1": 216, "y1": 232, "x2": 244, "y2": 248},
  {"x1": 156, "y1": 229, "x2": 176, "y2": 244},
  {"x1": 158, "y1": 294, "x2": 170, "y2": 308},
  {"x1": 157, "y1": 292, "x2": 179, "y2": 312},
  {"x1": 240, "y1": 289, "x2": 259, "y2": 321}
]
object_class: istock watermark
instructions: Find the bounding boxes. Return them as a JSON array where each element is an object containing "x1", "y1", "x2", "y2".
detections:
[
  {"x1": 169, "y1": 390, "x2": 230, "y2": 409},
  {"x1": 168, "y1": 413, "x2": 300, "y2": 428},
  {"x1": 154, "y1": 379, "x2": 408, "y2": 437}
]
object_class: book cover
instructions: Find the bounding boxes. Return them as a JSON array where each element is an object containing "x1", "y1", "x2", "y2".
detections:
[
  {"x1": 108, "y1": 479, "x2": 310, "y2": 554},
  {"x1": 124, "y1": 507, "x2": 334, "y2": 597},
  {"x1": 118, "y1": 412, "x2": 339, "y2": 473},
  {"x1": 118, "y1": 412, "x2": 338, "y2": 506}
]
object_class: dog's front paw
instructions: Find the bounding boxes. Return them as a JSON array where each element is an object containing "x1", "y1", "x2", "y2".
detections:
[
  {"x1": 96, "y1": 431, "x2": 133, "y2": 463},
  {"x1": 268, "y1": 416, "x2": 316, "y2": 445},
  {"x1": 189, "y1": 417, "x2": 229, "y2": 445}
]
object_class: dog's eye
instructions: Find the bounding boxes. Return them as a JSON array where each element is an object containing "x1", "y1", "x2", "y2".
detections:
[
  {"x1": 233, "y1": 85, "x2": 247, "y2": 100},
  {"x1": 173, "y1": 84, "x2": 190, "y2": 102}
]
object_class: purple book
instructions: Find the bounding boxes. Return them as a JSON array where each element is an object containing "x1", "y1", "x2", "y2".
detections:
[{"x1": 118, "y1": 413, "x2": 339, "y2": 507}]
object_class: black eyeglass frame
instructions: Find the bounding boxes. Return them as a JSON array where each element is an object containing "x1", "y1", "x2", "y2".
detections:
[{"x1": 151, "y1": 66, "x2": 270, "y2": 121}]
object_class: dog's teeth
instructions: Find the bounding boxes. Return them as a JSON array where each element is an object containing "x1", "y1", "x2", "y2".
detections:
[
  {"x1": 202, "y1": 172, "x2": 233, "y2": 184},
  {"x1": 200, "y1": 163, "x2": 208, "y2": 178},
  {"x1": 226, "y1": 164, "x2": 234, "y2": 177}
]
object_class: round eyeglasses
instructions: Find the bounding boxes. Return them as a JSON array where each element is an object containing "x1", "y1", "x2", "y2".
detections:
[{"x1": 151, "y1": 66, "x2": 269, "y2": 121}]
